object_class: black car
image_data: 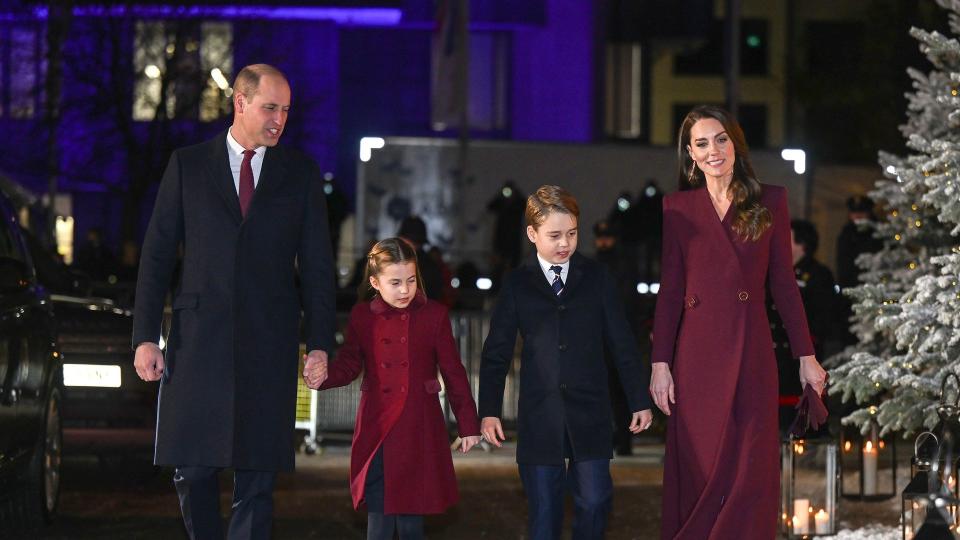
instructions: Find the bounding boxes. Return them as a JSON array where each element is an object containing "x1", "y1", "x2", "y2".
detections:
[{"x1": 0, "y1": 191, "x2": 62, "y2": 532}]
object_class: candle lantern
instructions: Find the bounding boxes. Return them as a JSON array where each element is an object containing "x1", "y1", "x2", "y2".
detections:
[
  {"x1": 902, "y1": 432, "x2": 959, "y2": 540},
  {"x1": 841, "y1": 412, "x2": 897, "y2": 500},
  {"x1": 781, "y1": 434, "x2": 839, "y2": 538}
]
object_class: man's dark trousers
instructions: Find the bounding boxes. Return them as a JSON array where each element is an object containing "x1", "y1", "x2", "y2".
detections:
[{"x1": 174, "y1": 466, "x2": 276, "y2": 540}]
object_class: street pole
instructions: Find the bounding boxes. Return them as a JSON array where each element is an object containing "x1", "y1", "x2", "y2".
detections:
[{"x1": 723, "y1": 0, "x2": 741, "y2": 118}]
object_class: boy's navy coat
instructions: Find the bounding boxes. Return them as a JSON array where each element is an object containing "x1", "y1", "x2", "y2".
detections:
[{"x1": 478, "y1": 252, "x2": 652, "y2": 465}]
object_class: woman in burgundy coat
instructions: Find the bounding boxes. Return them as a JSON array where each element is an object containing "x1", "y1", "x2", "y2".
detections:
[
  {"x1": 307, "y1": 238, "x2": 481, "y2": 539},
  {"x1": 650, "y1": 106, "x2": 828, "y2": 540}
]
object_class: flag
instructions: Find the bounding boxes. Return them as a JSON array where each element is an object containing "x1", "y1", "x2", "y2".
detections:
[{"x1": 431, "y1": 0, "x2": 469, "y2": 131}]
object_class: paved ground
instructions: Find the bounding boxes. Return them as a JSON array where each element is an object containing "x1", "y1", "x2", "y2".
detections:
[{"x1": 28, "y1": 439, "x2": 900, "y2": 539}]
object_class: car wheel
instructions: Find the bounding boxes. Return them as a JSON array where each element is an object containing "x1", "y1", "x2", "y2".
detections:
[{"x1": 22, "y1": 387, "x2": 62, "y2": 528}]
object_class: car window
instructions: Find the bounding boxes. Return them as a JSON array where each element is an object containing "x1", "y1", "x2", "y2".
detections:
[{"x1": 0, "y1": 212, "x2": 24, "y2": 263}]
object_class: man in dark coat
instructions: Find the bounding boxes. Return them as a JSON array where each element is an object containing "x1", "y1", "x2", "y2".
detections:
[
  {"x1": 133, "y1": 64, "x2": 335, "y2": 540},
  {"x1": 835, "y1": 195, "x2": 882, "y2": 345},
  {"x1": 768, "y1": 220, "x2": 838, "y2": 434}
]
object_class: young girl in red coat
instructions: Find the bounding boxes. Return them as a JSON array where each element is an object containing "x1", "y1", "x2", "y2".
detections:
[{"x1": 308, "y1": 237, "x2": 482, "y2": 539}]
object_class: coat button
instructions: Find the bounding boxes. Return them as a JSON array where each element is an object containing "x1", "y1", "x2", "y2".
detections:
[
  {"x1": 400, "y1": 336, "x2": 407, "y2": 344},
  {"x1": 400, "y1": 361, "x2": 408, "y2": 367},
  {"x1": 381, "y1": 338, "x2": 390, "y2": 344},
  {"x1": 559, "y1": 344, "x2": 567, "y2": 351},
  {"x1": 400, "y1": 385, "x2": 406, "y2": 393},
  {"x1": 738, "y1": 290, "x2": 749, "y2": 302},
  {"x1": 381, "y1": 362, "x2": 390, "y2": 368},
  {"x1": 558, "y1": 305, "x2": 566, "y2": 311},
  {"x1": 401, "y1": 314, "x2": 408, "y2": 321}
]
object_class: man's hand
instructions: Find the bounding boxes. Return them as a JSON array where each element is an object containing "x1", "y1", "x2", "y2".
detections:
[
  {"x1": 134, "y1": 342, "x2": 165, "y2": 382},
  {"x1": 629, "y1": 409, "x2": 654, "y2": 433},
  {"x1": 303, "y1": 350, "x2": 328, "y2": 389},
  {"x1": 480, "y1": 417, "x2": 506, "y2": 448}
]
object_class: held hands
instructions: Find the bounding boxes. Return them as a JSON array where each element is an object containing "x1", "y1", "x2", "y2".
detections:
[
  {"x1": 629, "y1": 409, "x2": 654, "y2": 433},
  {"x1": 459, "y1": 435, "x2": 482, "y2": 453},
  {"x1": 480, "y1": 417, "x2": 506, "y2": 448},
  {"x1": 650, "y1": 362, "x2": 675, "y2": 415},
  {"x1": 303, "y1": 350, "x2": 329, "y2": 389},
  {"x1": 799, "y1": 355, "x2": 828, "y2": 396},
  {"x1": 134, "y1": 342, "x2": 165, "y2": 382}
]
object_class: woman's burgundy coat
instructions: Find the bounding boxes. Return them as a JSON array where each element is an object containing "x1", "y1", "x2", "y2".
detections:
[
  {"x1": 320, "y1": 292, "x2": 480, "y2": 515},
  {"x1": 652, "y1": 184, "x2": 814, "y2": 539}
]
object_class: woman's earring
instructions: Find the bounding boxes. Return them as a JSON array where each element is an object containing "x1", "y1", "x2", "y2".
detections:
[{"x1": 687, "y1": 163, "x2": 698, "y2": 183}]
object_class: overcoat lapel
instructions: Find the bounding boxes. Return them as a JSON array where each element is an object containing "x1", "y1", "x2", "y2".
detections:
[
  {"x1": 246, "y1": 146, "x2": 288, "y2": 218},
  {"x1": 696, "y1": 188, "x2": 745, "y2": 284},
  {"x1": 205, "y1": 131, "x2": 243, "y2": 225},
  {"x1": 561, "y1": 254, "x2": 585, "y2": 297},
  {"x1": 523, "y1": 255, "x2": 560, "y2": 303}
]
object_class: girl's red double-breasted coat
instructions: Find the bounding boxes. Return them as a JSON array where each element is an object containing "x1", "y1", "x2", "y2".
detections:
[
  {"x1": 321, "y1": 292, "x2": 481, "y2": 515},
  {"x1": 652, "y1": 184, "x2": 815, "y2": 539}
]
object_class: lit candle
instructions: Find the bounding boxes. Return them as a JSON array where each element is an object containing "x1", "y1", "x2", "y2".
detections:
[
  {"x1": 863, "y1": 441, "x2": 878, "y2": 495},
  {"x1": 814, "y1": 509, "x2": 830, "y2": 534},
  {"x1": 793, "y1": 499, "x2": 810, "y2": 534}
]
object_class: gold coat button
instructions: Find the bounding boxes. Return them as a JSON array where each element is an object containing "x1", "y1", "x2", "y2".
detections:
[{"x1": 738, "y1": 291, "x2": 749, "y2": 302}]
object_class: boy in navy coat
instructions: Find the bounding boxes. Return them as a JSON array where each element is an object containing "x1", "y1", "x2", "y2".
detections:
[{"x1": 479, "y1": 185, "x2": 653, "y2": 540}]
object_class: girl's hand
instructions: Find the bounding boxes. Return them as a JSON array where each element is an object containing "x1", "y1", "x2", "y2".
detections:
[
  {"x1": 799, "y1": 355, "x2": 827, "y2": 395},
  {"x1": 460, "y1": 435, "x2": 482, "y2": 453},
  {"x1": 650, "y1": 362, "x2": 675, "y2": 415}
]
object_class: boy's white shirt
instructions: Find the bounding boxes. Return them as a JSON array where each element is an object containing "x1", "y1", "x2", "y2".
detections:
[{"x1": 536, "y1": 253, "x2": 570, "y2": 287}]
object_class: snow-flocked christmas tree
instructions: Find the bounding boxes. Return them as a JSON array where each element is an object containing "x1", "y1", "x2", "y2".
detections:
[{"x1": 830, "y1": 0, "x2": 960, "y2": 436}]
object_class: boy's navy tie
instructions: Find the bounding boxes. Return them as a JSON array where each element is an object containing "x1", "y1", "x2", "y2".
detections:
[{"x1": 550, "y1": 265, "x2": 564, "y2": 295}]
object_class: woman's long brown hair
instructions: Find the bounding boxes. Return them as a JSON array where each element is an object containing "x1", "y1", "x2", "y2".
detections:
[{"x1": 676, "y1": 105, "x2": 772, "y2": 241}]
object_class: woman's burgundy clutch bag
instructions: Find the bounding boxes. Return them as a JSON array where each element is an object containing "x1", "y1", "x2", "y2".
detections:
[{"x1": 789, "y1": 383, "x2": 829, "y2": 438}]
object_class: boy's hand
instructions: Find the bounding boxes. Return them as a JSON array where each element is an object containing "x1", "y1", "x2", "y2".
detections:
[
  {"x1": 629, "y1": 409, "x2": 654, "y2": 433},
  {"x1": 480, "y1": 417, "x2": 505, "y2": 448},
  {"x1": 459, "y1": 435, "x2": 482, "y2": 453}
]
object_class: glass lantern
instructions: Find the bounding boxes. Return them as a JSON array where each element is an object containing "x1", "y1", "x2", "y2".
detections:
[
  {"x1": 841, "y1": 413, "x2": 897, "y2": 500},
  {"x1": 781, "y1": 435, "x2": 840, "y2": 538},
  {"x1": 903, "y1": 432, "x2": 960, "y2": 539}
]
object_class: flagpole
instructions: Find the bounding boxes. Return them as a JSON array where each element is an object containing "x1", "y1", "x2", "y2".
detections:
[{"x1": 455, "y1": 0, "x2": 470, "y2": 260}]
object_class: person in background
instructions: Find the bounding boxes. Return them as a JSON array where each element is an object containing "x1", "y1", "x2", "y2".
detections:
[
  {"x1": 75, "y1": 227, "x2": 116, "y2": 281},
  {"x1": 595, "y1": 219, "x2": 640, "y2": 456},
  {"x1": 768, "y1": 219, "x2": 839, "y2": 434},
  {"x1": 397, "y1": 216, "x2": 446, "y2": 303},
  {"x1": 835, "y1": 195, "x2": 882, "y2": 345}
]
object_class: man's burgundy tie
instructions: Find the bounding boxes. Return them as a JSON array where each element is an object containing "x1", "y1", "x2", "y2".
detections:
[{"x1": 239, "y1": 149, "x2": 255, "y2": 217}]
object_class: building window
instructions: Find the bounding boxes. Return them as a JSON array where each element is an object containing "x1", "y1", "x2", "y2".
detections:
[
  {"x1": 674, "y1": 18, "x2": 768, "y2": 76},
  {"x1": 133, "y1": 21, "x2": 233, "y2": 122},
  {"x1": 672, "y1": 102, "x2": 767, "y2": 148},
  {"x1": 604, "y1": 42, "x2": 643, "y2": 139},
  {"x1": 0, "y1": 24, "x2": 47, "y2": 119}
]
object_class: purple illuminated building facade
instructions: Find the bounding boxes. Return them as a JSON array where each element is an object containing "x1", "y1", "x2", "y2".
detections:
[{"x1": 0, "y1": 0, "x2": 606, "y2": 248}]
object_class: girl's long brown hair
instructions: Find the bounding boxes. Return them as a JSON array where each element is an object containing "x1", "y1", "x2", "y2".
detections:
[
  {"x1": 359, "y1": 237, "x2": 424, "y2": 301},
  {"x1": 676, "y1": 105, "x2": 772, "y2": 241}
]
